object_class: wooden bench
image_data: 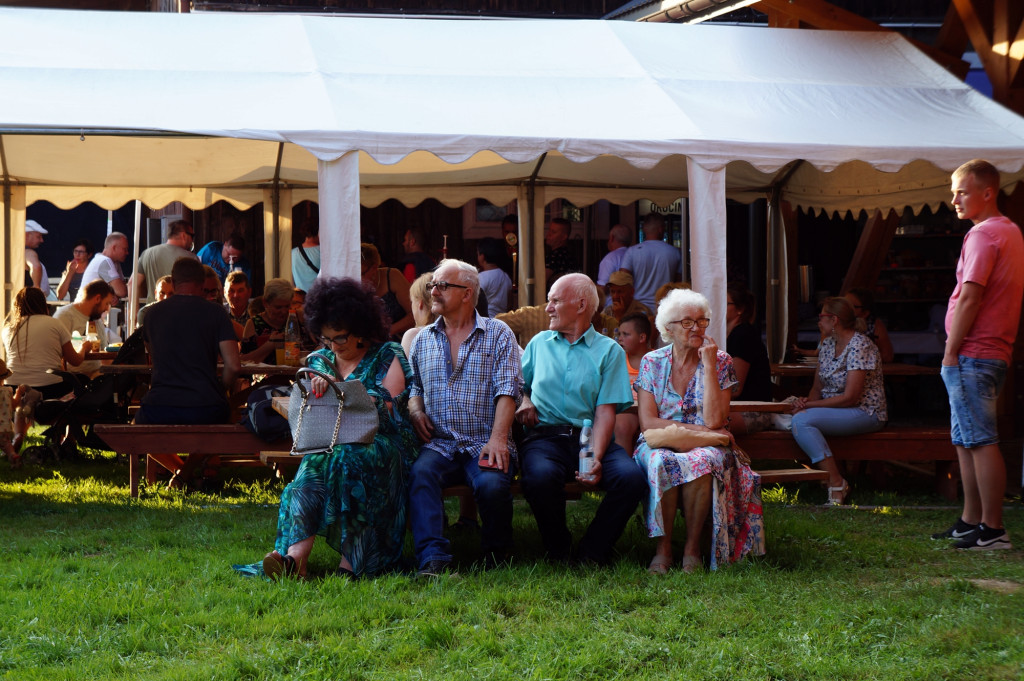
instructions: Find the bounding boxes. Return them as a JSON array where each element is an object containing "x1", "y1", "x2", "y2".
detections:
[
  {"x1": 436, "y1": 468, "x2": 828, "y2": 501},
  {"x1": 735, "y1": 426, "x2": 958, "y2": 499},
  {"x1": 261, "y1": 448, "x2": 827, "y2": 494},
  {"x1": 94, "y1": 424, "x2": 292, "y2": 498}
]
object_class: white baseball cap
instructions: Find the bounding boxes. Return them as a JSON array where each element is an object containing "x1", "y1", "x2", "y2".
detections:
[{"x1": 25, "y1": 220, "x2": 48, "y2": 234}]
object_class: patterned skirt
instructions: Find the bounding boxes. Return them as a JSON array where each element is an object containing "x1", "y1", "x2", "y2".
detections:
[{"x1": 634, "y1": 437, "x2": 765, "y2": 570}]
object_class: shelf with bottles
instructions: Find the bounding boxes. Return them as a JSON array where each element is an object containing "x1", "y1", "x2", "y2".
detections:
[{"x1": 872, "y1": 206, "x2": 964, "y2": 333}]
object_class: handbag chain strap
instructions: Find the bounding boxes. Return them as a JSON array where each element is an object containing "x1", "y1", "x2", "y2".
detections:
[{"x1": 289, "y1": 385, "x2": 345, "y2": 455}]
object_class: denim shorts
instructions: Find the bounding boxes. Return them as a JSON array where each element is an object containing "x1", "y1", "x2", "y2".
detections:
[{"x1": 940, "y1": 356, "x2": 1007, "y2": 449}]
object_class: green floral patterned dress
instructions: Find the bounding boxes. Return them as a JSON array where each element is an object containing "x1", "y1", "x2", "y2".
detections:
[{"x1": 274, "y1": 342, "x2": 416, "y2": 577}]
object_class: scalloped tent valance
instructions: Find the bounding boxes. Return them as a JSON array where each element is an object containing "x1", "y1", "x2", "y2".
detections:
[{"x1": 4, "y1": 8, "x2": 1024, "y2": 331}]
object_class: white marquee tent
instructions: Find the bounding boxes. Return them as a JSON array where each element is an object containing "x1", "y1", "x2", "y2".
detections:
[{"x1": 3, "y1": 7, "x2": 1024, "y2": 349}]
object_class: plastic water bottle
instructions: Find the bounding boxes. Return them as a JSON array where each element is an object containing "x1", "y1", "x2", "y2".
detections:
[
  {"x1": 284, "y1": 311, "x2": 301, "y2": 365},
  {"x1": 578, "y1": 419, "x2": 595, "y2": 482}
]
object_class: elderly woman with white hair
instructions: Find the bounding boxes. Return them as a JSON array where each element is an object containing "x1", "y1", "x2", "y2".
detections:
[{"x1": 633, "y1": 288, "x2": 764, "y2": 573}]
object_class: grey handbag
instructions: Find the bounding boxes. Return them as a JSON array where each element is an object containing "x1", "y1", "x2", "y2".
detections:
[{"x1": 288, "y1": 367, "x2": 379, "y2": 455}]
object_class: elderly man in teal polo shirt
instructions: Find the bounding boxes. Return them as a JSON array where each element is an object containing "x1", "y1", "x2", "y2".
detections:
[{"x1": 516, "y1": 273, "x2": 647, "y2": 565}]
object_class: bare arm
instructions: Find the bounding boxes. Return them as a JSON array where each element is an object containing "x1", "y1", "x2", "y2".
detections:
[
  {"x1": 57, "y1": 262, "x2": 75, "y2": 300},
  {"x1": 731, "y1": 356, "x2": 751, "y2": 396},
  {"x1": 480, "y1": 395, "x2": 516, "y2": 473},
  {"x1": 872, "y1": 317, "x2": 894, "y2": 363},
  {"x1": 637, "y1": 388, "x2": 680, "y2": 432},
  {"x1": 388, "y1": 268, "x2": 415, "y2": 337},
  {"x1": 576, "y1": 402, "x2": 617, "y2": 488},
  {"x1": 26, "y1": 251, "x2": 43, "y2": 289},
  {"x1": 381, "y1": 356, "x2": 407, "y2": 406},
  {"x1": 128, "y1": 271, "x2": 146, "y2": 299},
  {"x1": 943, "y1": 281, "x2": 984, "y2": 366},
  {"x1": 61, "y1": 339, "x2": 92, "y2": 367},
  {"x1": 219, "y1": 339, "x2": 240, "y2": 391},
  {"x1": 108, "y1": 276, "x2": 128, "y2": 299},
  {"x1": 793, "y1": 369, "x2": 866, "y2": 411}
]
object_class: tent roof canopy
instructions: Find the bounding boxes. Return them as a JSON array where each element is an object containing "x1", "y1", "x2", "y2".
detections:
[{"x1": 3, "y1": 8, "x2": 1024, "y2": 215}]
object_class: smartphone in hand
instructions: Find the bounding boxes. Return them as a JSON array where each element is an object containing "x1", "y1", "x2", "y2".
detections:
[{"x1": 478, "y1": 453, "x2": 501, "y2": 470}]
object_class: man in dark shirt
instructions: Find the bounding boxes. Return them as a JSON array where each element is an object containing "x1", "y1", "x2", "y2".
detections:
[
  {"x1": 544, "y1": 217, "x2": 578, "y2": 290},
  {"x1": 137, "y1": 257, "x2": 239, "y2": 424},
  {"x1": 399, "y1": 227, "x2": 436, "y2": 283}
]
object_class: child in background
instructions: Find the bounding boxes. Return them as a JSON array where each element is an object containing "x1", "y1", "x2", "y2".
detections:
[{"x1": 614, "y1": 312, "x2": 653, "y2": 452}]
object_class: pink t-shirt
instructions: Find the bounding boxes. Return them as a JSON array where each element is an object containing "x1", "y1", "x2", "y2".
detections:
[{"x1": 945, "y1": 215, "x2": 1024, "y2": 363}]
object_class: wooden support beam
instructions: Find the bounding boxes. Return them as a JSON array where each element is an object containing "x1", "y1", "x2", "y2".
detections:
[
  {"x1": 751, "y1": 0, "x2": 969, "y2": 78},
  {"x1": 936, "y1": 1, "x2": 970, "y2": 60},
  {"x1": 840, "y1": 209, "x2": 900, "y2": 295}
]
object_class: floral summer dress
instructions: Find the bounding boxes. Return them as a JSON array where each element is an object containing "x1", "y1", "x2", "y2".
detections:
[
  {"x1": 240, "y1": 342, "x2": 416, "y2": 578},
  {"x1": 632, "y1": 344, "x2": 765, "y2": 570}
]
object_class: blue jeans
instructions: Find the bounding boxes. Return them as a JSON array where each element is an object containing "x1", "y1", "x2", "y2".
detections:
[
  {"x1": 941, "y1": 356, "x2": 1007, "y2": 448},
  {"x1": 408, "y1": 447, "x2": 515, "y2": 568},
  {"x1": 791, "y1": 407, "x2": 884, "y2": 464},
  {"x1": 520, "y1": 434, "x2": 646, "y2": 564}
]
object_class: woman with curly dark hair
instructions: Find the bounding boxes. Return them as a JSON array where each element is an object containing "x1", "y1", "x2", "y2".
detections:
[{"x1": 238, "y1": 277, "x2": 416, "y2": 580}]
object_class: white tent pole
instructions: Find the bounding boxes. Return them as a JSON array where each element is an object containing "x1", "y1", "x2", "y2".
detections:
[
  {"x1": 686, "y1": 160, "x2": 727, "y2": 349},
  {"x1": 316, "y1": 153, "x2": 360, "y2": 280},
  {"x1": 127, "y1": 200, "x2": 141, "y2": 332},
  {"x1": 765, "y1": 189, "x2": 789, "y2": 364},
  {"x1": 126, "y1": 199, "x2": 142, "y2": 331}
]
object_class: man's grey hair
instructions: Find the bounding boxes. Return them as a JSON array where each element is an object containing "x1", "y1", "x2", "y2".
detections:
[
  {"x1": 554, "y1": 272, "x2": 600, "y2": 318},
  {"x1": 655, "y1": 288, "x2": 710, "y2": 343},
  {"x1": 436, "y1": 258, "x2": 480, "y2": 306},
  {"x1": 105, "y1": 232, "x2": 128, "y2": 250},
  {"x1": 609, "y1": 224, "x2": 632, "y2": 247}
]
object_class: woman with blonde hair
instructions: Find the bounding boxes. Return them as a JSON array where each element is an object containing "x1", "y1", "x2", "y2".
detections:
[
  {"x1": 789, "y1": 296, "x2": 886, "y2": 505},
  {"x1": 401, "y1": 272, "x2": 438, "y2": 357}
]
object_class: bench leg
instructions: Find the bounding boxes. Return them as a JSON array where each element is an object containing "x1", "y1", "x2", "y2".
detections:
[
  {"x1": 130, "y1": 454, "x2": 141, "y2": 499},
  {"x1": 935, "y1": 460, "x2": 961, "y2": 501}
]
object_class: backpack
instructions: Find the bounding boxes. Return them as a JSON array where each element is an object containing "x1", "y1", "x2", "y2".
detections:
[{"x1": 240, "y1": 384, "x2": 291, "y2": 442}]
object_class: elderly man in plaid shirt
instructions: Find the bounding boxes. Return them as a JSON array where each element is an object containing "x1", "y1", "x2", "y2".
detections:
[{"x1": 408, "y1": 259, "x2": 523, "y2": 577}]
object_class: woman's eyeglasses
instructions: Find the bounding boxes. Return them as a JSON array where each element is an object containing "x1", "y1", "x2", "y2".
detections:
[
  {"x1": 670, "y1": 318, "x2": 711, "y2": 329},
  {"x1": 73, "y1": 249, "x2": 88, "y2": 255},
  {"x1": 319, "y1": 333, "x2": 350, "y2": 347},
  {"x1": 426, "y1": 281, "x2": 468, "y2": 293}
]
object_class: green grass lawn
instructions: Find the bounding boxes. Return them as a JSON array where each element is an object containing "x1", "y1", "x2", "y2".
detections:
[{"x1": 1, "y1": 451, "x2": 1021, "y2": 680}]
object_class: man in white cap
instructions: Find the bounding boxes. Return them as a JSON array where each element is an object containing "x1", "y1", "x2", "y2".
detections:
[{"x1": 24, "y1": 219, "x2": 49, "y2": 293}]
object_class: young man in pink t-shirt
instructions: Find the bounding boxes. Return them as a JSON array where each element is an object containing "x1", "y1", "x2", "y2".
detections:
[{"x1": 934, "y1": 160, "x2": 1024, "y2": 550}]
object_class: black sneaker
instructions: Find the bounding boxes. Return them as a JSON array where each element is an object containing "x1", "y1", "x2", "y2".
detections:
[
  {"x1": 417, "y1": 559, "x2": 458, "y2": 578},
  {"x1": 931, "y1": 518, "x2": 979, "y2": 540},
  {"x1": 954, "y1": 523, "x2": 1013, "y2": 551}
]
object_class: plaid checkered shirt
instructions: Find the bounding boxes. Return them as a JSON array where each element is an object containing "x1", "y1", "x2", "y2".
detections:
[{"x1": 410, "y1": 313, "x2": 523, "y2": 461}]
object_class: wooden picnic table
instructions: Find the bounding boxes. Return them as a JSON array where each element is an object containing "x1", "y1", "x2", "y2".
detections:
[
  {"x1": 771, "y1": 362, "x2": 939, "y2": 378},
  {"x1": 99, "y1": 363, "x2": 301, "y2": 378}
]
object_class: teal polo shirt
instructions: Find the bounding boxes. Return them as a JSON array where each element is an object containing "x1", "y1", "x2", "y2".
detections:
[{"x1": 522, "y1": 325, "x2": 633, "y2": 427}]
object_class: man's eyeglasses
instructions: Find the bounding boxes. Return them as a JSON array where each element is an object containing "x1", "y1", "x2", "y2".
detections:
[
  {"x1": 319, "y1": 333, "x2": 350, "y2": 347},
  {"x1": 202, "y1": 287, "x2": 220, "y2": 296},
  {"x1": 670, "y1": 318, "x2": 711, "y2": 329},
  {"x1": 427, "y1": 281, "x2": 468, "y2": 293}
]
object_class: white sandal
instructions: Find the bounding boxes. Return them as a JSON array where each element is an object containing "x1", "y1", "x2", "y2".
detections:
[{"x1": 825, "y1": 479, "x2": 849, "y2": 506}]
